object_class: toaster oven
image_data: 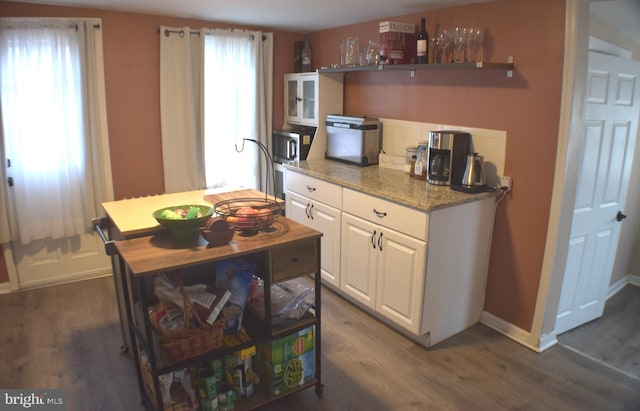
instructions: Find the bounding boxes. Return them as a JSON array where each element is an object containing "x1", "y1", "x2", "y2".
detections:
[{"x1": 325, "y1": 115, "x2": 381, "y2": 166}]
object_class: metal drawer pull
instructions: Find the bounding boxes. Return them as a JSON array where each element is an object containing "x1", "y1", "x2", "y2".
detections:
[
  {"x1": 378, "y1": 232, "x2": 383, "y2": 251},
  {"x1": 306, "y1": 185, "x2": 316, "y2": 192},
  {"x1": 309, "y1": 204, "x2": 314, "y2": 220},
  {"x1": 373, "y1": 208, "x2": 387, "y2": 218},
  {"x1": 371, "y1": 230, "x2": 377, "y2": 249}
]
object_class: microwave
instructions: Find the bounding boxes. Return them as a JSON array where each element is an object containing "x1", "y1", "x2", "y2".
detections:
[{"x1": 272, "y1": 127, "x2": 317, "y2": 163}]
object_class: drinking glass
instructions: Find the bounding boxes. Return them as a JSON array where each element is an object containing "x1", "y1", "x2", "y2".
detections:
[
  {"x1": 466, "y1": 27, "x2": 484, "y2": 62},
  {"x1": 437, "y1": 29, "x2": 451, "y2": 64},
  {"x1": 453, "y1": 27, "x2": 467, "y2": 63},
  {"x1": 344, "y1": 37, "x2": 359, "y2": 66}
]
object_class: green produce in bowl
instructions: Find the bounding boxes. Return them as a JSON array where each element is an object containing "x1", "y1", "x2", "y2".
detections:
[
  {"x1": 160, "y1": 206, "x2": 202, "y2": 220},
  {"x1": 152, "y1": 205, "x2": 214, "y2": 244}
]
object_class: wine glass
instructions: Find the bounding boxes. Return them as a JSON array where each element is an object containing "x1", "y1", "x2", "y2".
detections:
[
  {"x1": 453, "y1": 27, "x2": 467, "y2": 63},
  {"x1": 438, "y1": 30, "x2": 451, "y2": 64}
]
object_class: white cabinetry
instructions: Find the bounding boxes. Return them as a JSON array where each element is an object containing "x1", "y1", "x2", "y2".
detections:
[
  {"x1": 285, "y1": 170, "x2": 342, "y2": 288},
  {"x1": 283, "y1": 167, "x2": 496, "y2": 347},
  {"x1": 284, "y1": 72, "x2": 342, "y2": 126},
  {"x1": 283, "y1": 73, "x2": 343, "y2": 161},
  {"x1": 341, "y1": 189, "x2": 427, "y2": 334}
]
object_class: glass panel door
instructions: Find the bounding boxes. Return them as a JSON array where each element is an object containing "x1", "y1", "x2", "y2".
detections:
[
  {"x1": 302, "y1": 79, "x2": 316, "y2": 121},
  {"x1": 287, "y1": 79, "x2": 299, "y2": 117}
]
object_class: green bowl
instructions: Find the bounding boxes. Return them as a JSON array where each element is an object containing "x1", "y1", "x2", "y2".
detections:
[{"x1": 152, "y1": 204, "x2": 214, "y2": 242}]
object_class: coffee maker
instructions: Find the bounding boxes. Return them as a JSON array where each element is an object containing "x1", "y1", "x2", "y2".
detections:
[{"x1": 427, "y1": 131, "x2": 470, "y2": 186}]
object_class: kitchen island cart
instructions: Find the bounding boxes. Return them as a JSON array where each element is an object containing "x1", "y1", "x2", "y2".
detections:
[{"x1": 115, "y1": 216, "x2": 322, "y2": 410}]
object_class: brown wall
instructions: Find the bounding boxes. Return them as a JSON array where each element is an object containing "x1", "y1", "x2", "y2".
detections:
[
  {"x1": 1, "y1": 0, "x2": 565, "y2": 333},
  {"x1": 308, "y1": 0, "x2": 565, "y2": 331}
]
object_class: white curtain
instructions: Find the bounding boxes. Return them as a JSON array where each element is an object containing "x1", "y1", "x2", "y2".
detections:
[
  {"x1": 256, "y1": 32, "x2": 274, "y2": 195},
  {"x1": 159, "y1": 26, "x2": 206, "y2": 194},
  {"x1": 159, "y1": 27, "x2": 273, "y2": 194},
  {"x1": 0, "y1": 18, "x2": 112, "y2": 245}
]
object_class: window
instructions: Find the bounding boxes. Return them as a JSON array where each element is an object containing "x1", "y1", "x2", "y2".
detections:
[
  {"x1": 203, "y1": 31, "x2": 259, "y2": 189},
  {"x1": 0, "y1": 18, "x2": 111, "y2": 246}
]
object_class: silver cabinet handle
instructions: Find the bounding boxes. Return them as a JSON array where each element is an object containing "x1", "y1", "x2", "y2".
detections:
[
  {"x1": 306, "y1": 185, "x2": 316, "y2": 193},
  {"x1": 371, "y1": 230, "x2": 377, "y2": 249},
  {"x1": 378, "y1": 231, "x2": 383, "y2": 251}
]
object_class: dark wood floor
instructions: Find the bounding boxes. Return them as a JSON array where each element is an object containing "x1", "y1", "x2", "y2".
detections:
[
  {"x1": 558, "y1": 284, "x2": 640, "y2": 380},
  {"x1": 1, "y1": 276, "x2": 638, "y2": 411}
]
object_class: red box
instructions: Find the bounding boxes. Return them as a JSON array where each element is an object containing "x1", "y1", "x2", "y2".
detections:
[{"x1": 379, "y1": 21, "x2": 416, "y2": 64}]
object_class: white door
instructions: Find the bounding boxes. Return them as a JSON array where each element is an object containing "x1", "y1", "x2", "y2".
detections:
[
  {"x1": 556, "y1": 51, "x2": 640, "y2": 334},
  {"x1": 376, "y1": 228, "x2": 426, "y2": 334},
  {"x1": 340, "y1": 212, "x2": 377, "y2": 308},
  {"x1": 10, "y1": 233, "x2": 110, "y2": 289},
  {"x1": 285, "y1": 191, "x2": 342, "y2": 287},
  {"x1": 307, "y1": 199, "x2": 342, "y2": 288}
]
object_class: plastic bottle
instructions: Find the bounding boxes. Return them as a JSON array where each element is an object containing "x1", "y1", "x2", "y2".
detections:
[
  {"x1": 413, "y1": 142, "x2": 428, "y2": 179},
  {"x1": 302, "y1": 36, "x2": 312, "y2": 72}
]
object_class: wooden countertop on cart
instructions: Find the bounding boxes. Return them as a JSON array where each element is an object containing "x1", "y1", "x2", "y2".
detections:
[{"x1": 114, "y1": 216, "x2": 321, "y2": 277}]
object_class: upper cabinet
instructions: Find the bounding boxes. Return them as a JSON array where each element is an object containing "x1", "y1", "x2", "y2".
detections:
[{"x1": 284, "y1": 72, "x2": 343, "y2": 126}]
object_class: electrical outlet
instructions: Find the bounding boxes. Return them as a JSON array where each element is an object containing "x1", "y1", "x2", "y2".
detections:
[{"x1": 500, "y1": 176, "x2": 512, "y2": 192}]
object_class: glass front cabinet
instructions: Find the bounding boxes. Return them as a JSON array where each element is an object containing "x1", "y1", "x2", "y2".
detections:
[{"x1": 285, "y1": 73, "x2": 318, "y2": 125}]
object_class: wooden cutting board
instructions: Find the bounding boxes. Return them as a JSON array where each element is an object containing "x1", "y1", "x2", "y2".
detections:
[{"x1": 103, "y1": 188, "x2": 282, "y2": 238}]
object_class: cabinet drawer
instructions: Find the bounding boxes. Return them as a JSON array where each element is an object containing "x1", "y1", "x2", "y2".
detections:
[
  {"x1": 343, "y1": 188, "x2": 428, "y2": 241},
  {"x1": 286, "y1": 170, "x2": 342, "y2": 209},
  {"x1": 271, "y1": 238, "x2": 318, "y2": 282}
]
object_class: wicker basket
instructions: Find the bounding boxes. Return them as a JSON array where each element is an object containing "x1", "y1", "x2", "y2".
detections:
[{"x1": 159, "y1": 275, "x2": 224, "y2": 363}]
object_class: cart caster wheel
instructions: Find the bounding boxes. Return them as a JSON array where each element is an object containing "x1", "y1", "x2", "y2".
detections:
[
  {"x1": 315, "y1": 383, "x2": 324, "y2": 396},
  {"x1": 120, "y1": 344, "x2": 129, "y2": 354}
]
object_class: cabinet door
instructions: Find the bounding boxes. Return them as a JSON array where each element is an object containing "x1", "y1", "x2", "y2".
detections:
[
  {"x1": 285, "y1": 190, "x2": 309, "y2": 226},
  {"x1": 285, "y1": 77, "x2": 300, "y2": 121},
  {"x1": 286, "y1": 191, "x2": 341, "y2": 288},
  {"x1": 341, "y1": 213, "x2": 377, "y2": 308},
  {"x1": 308, "y1": 199, "x2": 341, "y2": 288},
  {"x1": 301, "y1": 77, "x2": 317, "y2": 123},
  {"x1": 284, "y1": 74, "x2": 320, "y2": 126},
  {"x1": 376, "y1": 228, "x2": 426, "y2": 334}
]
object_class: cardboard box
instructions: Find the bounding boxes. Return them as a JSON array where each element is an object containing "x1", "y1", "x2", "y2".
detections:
[
  {"x1": 379, "y1": 21, "x2": 416, "y2": 64},
  {"x1": 224, "y1": 347, "x2": 256, "y2": 399},
  {"x1": 258, "y1": 326, "x2": 315, "y2": 395}
]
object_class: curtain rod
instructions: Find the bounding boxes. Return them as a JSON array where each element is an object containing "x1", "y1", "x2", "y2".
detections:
[{"x1": 159, "y1": 27, "x2": 266, "y2": 40}]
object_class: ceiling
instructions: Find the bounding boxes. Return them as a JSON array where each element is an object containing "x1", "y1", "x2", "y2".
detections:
[
  {"x1": 8, "y1": 0, "x2": 640, "y2": 42},
  {"x1": 9, "y1": 0, "x2": 491, "y2": 32}
]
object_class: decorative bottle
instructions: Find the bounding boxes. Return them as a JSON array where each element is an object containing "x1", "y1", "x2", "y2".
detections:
[
  {"x1": 302, "y1": 36, "x2": 312, "y2": 72},
  {"x1": 416, "y1": 18, "x2": 429, "y2": 64}
]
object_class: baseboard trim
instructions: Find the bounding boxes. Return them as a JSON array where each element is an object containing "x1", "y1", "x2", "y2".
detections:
[
  {"x1": 0, "y1": 282, "x2": 12, "y2": 295},
  {"x1": 482, "y1": 274, "x2": 639, "y2": 354},
  {"x1": 480, "y1": 311, "x2": 543, "y2": 353}
]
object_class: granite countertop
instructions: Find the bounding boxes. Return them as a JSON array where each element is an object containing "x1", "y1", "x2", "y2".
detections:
[{"x1": 284, "y1": 159, "x2": 497, "y2": 212}]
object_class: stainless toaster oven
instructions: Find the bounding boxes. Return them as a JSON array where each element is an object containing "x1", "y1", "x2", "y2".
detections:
[{"x1": 325, "y1": 115, "x2": 381, "y2": 166}]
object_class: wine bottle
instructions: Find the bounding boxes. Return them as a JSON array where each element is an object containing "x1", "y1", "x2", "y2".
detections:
[
  {"x1": 416, "y1": 18, "x2": 428, "y2": 64},
  {"x1": 302, "y1": 36, "x2": 312, "y2": 72}
]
